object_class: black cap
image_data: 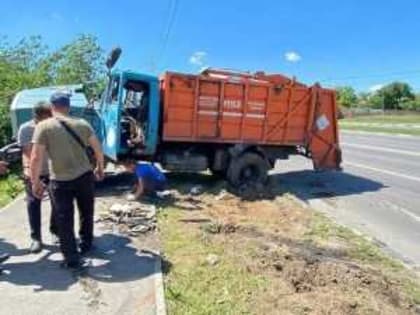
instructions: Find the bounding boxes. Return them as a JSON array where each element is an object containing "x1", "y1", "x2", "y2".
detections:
[{"x1": 50, "y1": 91, "x2": 70, "y2": 107}]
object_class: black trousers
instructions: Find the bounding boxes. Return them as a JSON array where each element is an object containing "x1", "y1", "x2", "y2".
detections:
[
  {"x1": 24, "y1": 176, "x2": 58, "y2": 241},
  {"x1": 50, "y1": 171, "x2": 95, "y2": 264}
]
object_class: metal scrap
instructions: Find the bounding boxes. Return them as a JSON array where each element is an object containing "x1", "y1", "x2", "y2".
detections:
[{"x1": 97, "y1": 202, "x2": 158, "y2": 236}]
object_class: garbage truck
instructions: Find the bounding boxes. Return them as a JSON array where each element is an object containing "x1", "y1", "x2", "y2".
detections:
[{"x1": 7, "y1": 48, "x2": 341, "y2": 187}]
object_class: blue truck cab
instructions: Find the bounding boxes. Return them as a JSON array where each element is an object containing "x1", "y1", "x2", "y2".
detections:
[{"x1": 100, "y1": 70, "x2": 161, "y2": 161}]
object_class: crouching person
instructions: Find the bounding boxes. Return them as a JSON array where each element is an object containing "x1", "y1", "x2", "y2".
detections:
[
  {"x1": 30, "y1": 92, "x2": 104, "y2": 271},
  {"x1": 121, "y1": 159, "x2": 167, "y2": 201},
  {"x1": 17, "y1": 101, "x2": 59, "y2": 253}
]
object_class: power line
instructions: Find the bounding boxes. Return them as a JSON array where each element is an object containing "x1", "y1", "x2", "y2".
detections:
[{"x1": 152, "y1": 0, "x2": 179, "y2": 72}]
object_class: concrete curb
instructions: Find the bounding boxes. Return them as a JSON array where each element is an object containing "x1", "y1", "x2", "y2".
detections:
[
  {"x1": 154, "y1": 253, "x2": 167, "y2": 315},
  {"x1": 0, "y1": 193, "x2": 24, "y2": 211}
]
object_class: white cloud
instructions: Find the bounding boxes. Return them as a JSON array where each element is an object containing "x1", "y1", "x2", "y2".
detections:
[
  {"x1": 50, "y1": 12, "x2": 63, "y2": 21},
  {"x1": 189, "y1": 51, "x2": 207, "y2": 66},
  {"x1": 284, "y1": 51, "x2": 302, "y2": 63},
  {"x1": 369, "y1": 84, "x2": 384, "y2": 92}
]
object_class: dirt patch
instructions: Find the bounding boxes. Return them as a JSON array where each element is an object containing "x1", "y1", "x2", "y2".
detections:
[{"x1": 160, "y1": 179, "x2": 420, "y2": 315}]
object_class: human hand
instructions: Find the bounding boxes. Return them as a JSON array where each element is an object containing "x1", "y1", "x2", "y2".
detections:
[
  {"x1": 94, "y1": 167, "x2": 105, "y2": 181},
  {"x1": 0, "y1": 161, "x2": 9, "y2": 176},
  {"x1": 32, "y1": 179, "x2": 44, "y2": 199}
]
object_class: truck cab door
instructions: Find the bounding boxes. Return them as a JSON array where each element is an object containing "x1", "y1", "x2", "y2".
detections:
[{"x1": 100, "y1": 74, "x2": 122, "y2": 161}]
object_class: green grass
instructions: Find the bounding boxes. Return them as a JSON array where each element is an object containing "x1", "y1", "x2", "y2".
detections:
[
  {"x1": 159, "y1": 209, "x2": 266, "y2": 315},
  {"x1": 340, "y1": 114, "x2": 420, "y2": 135},
  {"x1": 0, "y1": 168, "x2": 24, "y2": 208},
  {"x1": 307, "y1": 212, "x2": 420, "y2": 304},
  {"x1": 342, "y1": 114, "x2": 420, "y2": 124},
  {"x1": 339, "y1": 123, "x2": 420, "y2": 136}
]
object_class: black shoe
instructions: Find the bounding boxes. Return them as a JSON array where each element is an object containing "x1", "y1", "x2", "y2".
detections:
[
  {"x1": 60, "y1": 260, "x2": 87, "y2": 273},
  {"x1": 0, "y1": 253, "x2": 9, "y2": 264},
  {"x1": 29, "y1": 240, "x2": 42, "y2": 253},
  {"x1": 79, "y1": 243, "x2": 94, "y2": 256}
]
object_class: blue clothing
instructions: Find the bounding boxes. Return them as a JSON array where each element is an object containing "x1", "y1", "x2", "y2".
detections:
[{"x1": 135, "y1": 163, "x2": 166, "y2": 191}]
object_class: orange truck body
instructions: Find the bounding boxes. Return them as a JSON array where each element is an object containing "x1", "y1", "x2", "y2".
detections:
[{"x1": 160, "y1": 69, "x2": 341, "y2": 170}]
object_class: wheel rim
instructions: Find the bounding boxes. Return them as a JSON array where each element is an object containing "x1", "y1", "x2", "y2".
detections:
[{"x1": 239, "y1": 165, "x2": 259, "y2": 183}]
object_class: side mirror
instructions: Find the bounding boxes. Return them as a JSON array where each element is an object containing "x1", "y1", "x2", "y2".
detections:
[{"x1": 106, "y1": 47, "x2": 122, "y2": 70}]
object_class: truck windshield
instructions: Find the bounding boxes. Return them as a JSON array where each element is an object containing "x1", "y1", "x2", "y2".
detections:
[{"x1": 119, "y1": 79, "x2": 150, "y2": 152}]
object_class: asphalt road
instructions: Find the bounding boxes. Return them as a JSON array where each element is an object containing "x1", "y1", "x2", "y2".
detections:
[{"x1": 275, "y1": 131, "x2": 420, "y2": 267}]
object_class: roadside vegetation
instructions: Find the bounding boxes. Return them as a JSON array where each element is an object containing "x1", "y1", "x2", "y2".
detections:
[
  {"x1": 159, "y1": 177, "x2": 420, "y2": 315},
  {"x1": 340, "y1": 114, "x2": 420, "y2": 135},
  {"x1": 336, "y1": 82, "x2": 420, "y2": 135},
  {"x1": 0, "y1": 167, "x2": 24, "y2": 207},
  {"x1": 336, "y1": 82, "x2": 420, "y2": 111}
]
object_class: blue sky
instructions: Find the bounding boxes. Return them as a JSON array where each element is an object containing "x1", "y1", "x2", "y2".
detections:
[{"x1": 1, "y1": 0, "x2": 420, "y2": 92}]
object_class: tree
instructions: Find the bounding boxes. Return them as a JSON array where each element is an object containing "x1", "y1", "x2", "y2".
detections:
[
  {"x1": 357, "y1": 92, "x2": 370, "y2": 108},
  {"x1": 375, "y1": 82, "x2": 415, "y2": 110},
  {"x1": 47, "y1": 34, "x2": 105, "y2": 86},
  {"x1": 336, "y1": 86, "x2": 358, "y2": 108},
  {"x1": 399, "y1": 94, "x2": 420, "y2": 111},
  {"x1": 0, "y1": 34, "x2": 106, "y2": 146},
  {"x1": 368, "y1": 94, "x2": 385, "y2": 109}
]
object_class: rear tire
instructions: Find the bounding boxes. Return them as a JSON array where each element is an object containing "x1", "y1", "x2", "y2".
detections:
[
  {"x1": 210, "y1": 168, "x2": 226, "y2": 178},
  {"x1": 227, "y1": 152, "x2": 269, "y2": 187}
]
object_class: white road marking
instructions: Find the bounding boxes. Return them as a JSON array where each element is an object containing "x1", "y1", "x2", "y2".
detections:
[
  {"x1": 344, "y1": 161, "x2": 420, "y2": 183},
  {"x1": 383, "y1": 201, "x2": 420, "y2": 225},
  {"x1": 342, "y1": 142, "x2": 420, "y2": 157}
]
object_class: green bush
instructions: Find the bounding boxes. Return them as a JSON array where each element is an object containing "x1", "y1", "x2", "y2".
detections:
[
  {"x1": 0, "y1": 104, "x2": 12, "y2": 147},
  {"x1": 400, "y1": 98, "x2": 420, "y2": 111}
]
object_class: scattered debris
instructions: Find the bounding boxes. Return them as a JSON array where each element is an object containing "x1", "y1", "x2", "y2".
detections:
[
  {"x1": 189, "y1": 185, "x2": 203, "y2": 196},
  {"x1": 215, "y1": 189, "x2": 229, "y2": 201},
  {"x1": 201, "y1": 221, "x2": 237, "y2": 234},
  {"x1": 97, "y1": 202, "x2": 158, "y2": 236},
  {"x1": 201, "y1": 222, "x2": 222, "y2": 234},
  {"x1": 206, "y1": 254, "x2": 219, "y2": 266},
  {"x1": 156, "y1": 190, "x2": 173, "y2": 199}
]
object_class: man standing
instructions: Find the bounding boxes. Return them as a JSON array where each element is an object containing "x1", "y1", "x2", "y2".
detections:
[
  {"x1": 17, "y1": 101, "x2": 58, "y2": 253},
  {"x1": 30, "y1": 92, "x2": 104, "y2": 270}
]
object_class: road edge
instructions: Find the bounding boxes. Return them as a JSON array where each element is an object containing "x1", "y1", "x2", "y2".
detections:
[
  {"x1": 0, "y1": 193, "x2": 24, "y2": 211},
  {"x1": 154, "y1": 252, "x2": 167, "y2": 315},
  {"x1": 289, "y1": 193, "x2": 420, "y2": 271}
]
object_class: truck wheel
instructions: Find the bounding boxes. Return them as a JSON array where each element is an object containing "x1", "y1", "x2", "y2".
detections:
[
  {"x1": 227, "y1": 152, "x2": 269, "y2": 187},
  {"x1": 210, "y1": 168, "x2": 226, "y2": 178}
]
